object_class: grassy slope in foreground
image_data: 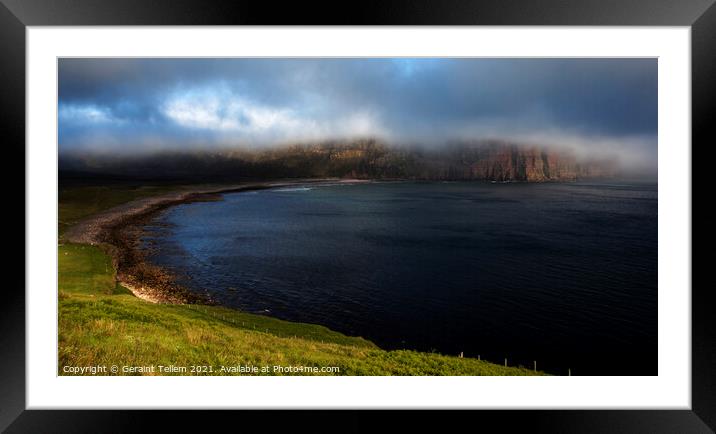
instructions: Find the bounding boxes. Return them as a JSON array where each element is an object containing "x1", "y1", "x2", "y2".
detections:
[{"x1": 58, "y1": 184, "x2": 544, "y2": 376}]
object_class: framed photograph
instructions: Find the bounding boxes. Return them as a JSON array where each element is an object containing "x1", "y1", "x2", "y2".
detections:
[{"x1": 3, "y1": 0, "x2": 709, "y2": 431}]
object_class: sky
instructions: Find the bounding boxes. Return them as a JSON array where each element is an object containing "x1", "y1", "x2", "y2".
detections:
[{"x1": 58, "y1": 58, "x2": 657, "y2": 166}]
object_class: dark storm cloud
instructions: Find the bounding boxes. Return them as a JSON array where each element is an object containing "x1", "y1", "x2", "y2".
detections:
[{"x1": 58, "y1": 58, "x2": 657, "y2": 164}]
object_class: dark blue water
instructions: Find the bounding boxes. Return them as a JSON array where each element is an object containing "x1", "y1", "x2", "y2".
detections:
[{"x1": 143, "y1": 181, "x2": 657, "y2": 375}]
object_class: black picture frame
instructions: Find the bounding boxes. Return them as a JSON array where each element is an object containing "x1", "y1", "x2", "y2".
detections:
[{"x1": 1, "y1": 0, "x2": 710, "y2": 432}]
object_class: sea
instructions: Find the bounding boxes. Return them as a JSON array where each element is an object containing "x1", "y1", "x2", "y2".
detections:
[{"x1": 142, "y1": 181, "x2": 658, "y2": 375}]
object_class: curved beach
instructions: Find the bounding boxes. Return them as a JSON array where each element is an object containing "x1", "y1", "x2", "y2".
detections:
[{"x1": 62, "y1": 179, "x2": 364, "y2": 304}]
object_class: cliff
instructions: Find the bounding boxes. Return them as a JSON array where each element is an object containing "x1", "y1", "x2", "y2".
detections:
[
  {"x1": 59, "y1": 140, "x2": 618, "y2": 182},
  {"x1": 421, "y1": 142, "x2": 616, "y2": 182}
]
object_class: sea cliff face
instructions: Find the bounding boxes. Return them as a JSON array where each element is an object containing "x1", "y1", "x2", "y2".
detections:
[
  {"x1": 426, "y1": 143, "x2": 616, "y2": 182},
  {"x1": 59, "y1": 140, "x2": 618, "y2": 182}
]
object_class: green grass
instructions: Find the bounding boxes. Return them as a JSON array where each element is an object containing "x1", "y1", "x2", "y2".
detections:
[
  {"x1": 59, "y1": 185, "x2": 182, "y2": 236},
  {"x1": 58, "y1": 185, "x2": 546, "y2": 376}
]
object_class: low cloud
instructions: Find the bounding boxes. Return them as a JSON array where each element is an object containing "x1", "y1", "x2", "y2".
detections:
[{"x1": 59, "y1": 58, "x2": 657, "y2": 171}]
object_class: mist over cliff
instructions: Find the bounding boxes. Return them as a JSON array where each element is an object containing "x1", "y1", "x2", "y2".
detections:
[
  {"x1": 58, "y1": 58, "x2": 657, "y2": 181},
  {"x1": 59, "y1": 139, "x2": 626, "y2": 183}
]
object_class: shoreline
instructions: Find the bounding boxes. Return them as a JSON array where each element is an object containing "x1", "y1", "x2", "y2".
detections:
[
  {"x1": 60, "y1": 177, "x2": 604, "y2": 304},
  {"x1": 62, "y1": 178, "x2": 366, "y2": 304}
]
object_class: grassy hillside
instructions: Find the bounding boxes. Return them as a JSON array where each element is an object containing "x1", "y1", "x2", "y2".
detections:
[{"x1": 58, "y1": 184, "x2": 545, "y2": 376}]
